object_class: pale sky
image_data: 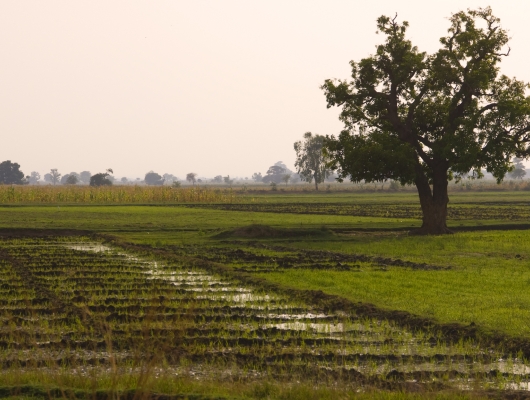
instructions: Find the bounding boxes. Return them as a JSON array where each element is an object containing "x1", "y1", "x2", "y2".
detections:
[{"x1": 3, "y1": 1, "x2": 530, "y2": 179}]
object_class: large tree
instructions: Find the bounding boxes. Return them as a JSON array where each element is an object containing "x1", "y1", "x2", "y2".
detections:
[
  {"x1": 322, "y1": 8, "x2": 530, "y2": 234},
  {"x1": 0, "y1": 160, "x2": 26, "y2": 184},
  {"x1": 294, "y1": 132, "x2": 332, "y2": 191}
]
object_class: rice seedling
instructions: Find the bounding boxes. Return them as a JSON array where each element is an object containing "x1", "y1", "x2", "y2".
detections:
[{"x1": 0, "y1": 237, "x2": 529, "y2": 398}]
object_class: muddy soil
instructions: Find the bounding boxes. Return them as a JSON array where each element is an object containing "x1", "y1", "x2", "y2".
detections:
[{"x1": 160, "y1": 240, "x2": 449, "y2": 272}]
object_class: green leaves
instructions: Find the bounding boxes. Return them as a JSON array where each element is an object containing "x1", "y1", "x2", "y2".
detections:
[
  {"x1": 322, "y1": 7, "x2": 530, "y2": 184},
  {"x1": 325, "y1": 130, "x2": 416, "y2": 185},
  {"x1": 0, "y1": 160, "x2": 26, "y2": 185}
]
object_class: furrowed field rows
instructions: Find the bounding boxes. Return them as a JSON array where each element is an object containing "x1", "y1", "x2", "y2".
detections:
[
  {"x1": 154, "y1": 243, "x2": 449, "y2": 272},
  {"x1": 190, "y1": 203, "x2": 530, "y2": 220},
  {"x1": 2, "y1": 238, "x2": 530, "y2": 391}
]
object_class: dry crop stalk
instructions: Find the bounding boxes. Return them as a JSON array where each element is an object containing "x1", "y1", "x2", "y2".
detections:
[{"x1": 0, "y1": 186, "x2": 239, "y2": 204}]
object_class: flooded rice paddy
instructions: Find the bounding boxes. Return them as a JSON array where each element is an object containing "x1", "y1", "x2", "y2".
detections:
[{"x1": 0, "y1": 237, "x2": 529, "y2": 391}]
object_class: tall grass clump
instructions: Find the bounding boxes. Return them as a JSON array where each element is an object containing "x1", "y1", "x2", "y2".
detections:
[{"x1": 0, "y1": 185, "x2": 240, "y2": 204}]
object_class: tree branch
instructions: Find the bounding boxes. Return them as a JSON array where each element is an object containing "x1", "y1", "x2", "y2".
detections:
[{"x1": 478, "y1": 102, "x2": 498, "y2": 114}]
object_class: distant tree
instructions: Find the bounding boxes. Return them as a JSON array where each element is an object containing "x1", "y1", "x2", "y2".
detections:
[
  {"x1": 274, "y1": 161, "x2": 290, "y2": 172},
  {"x1": 90, "y1": 169, "x2": 113, "y2": 187},
  {"x1": 121, "y1": 177, "x2": 128, "y2": 184},
  {"x1": 224, "y1": 175, "x2": 233, "y2": 185},
  {"x1": 251, "y1": 172, "x2": 263, "y2": 182},
  {"x1": 282, "y1": 174, "x2": 291, "y2": 185},
  {"x1": 186, "y1": 172, "x2": 197, "y2": 185},
  {"x1": 0, "y1": 160, "x2": 26, "y2": 184},
  {"x1": 262, "y1": 165, "x2": 286, "y2": 184},
  {"x1": 162, "y1": 173, "x2": 178, "y2": 184},
  {"x1": 29, "y1": 171, "x2": 41, "y2": 184},
  {"x1": 61, "y1": 172, "x2": 80, "y2": 185},
  {"x1": 47, "y1": 169, "x2": 61, "y2": 185},
  {"x1": 212, "y1": 175, "x2": 223, "y2": 183},
  {"x1": 389, "y1": 180, "x2": 401, "y2": 191},
  {"x1": 294, "y1": 132, "x2": 331, "y2": 191},
  {"x1": 65, "y1": 175, "x2": 78, "y2": 185},
  {"x1": 79, "y1": 171, "x2": 91, "y2": 184},
  {"x1": 290, "y1": 174, "x2": 300, "y2": 184},
  {"x1": 268, "y1": 166, "x2": 284, "y2": 175},
  {"x1": 145, "y1": 171, "x2": 164, "y2": 185},
  {"x1": 325, "y1": 172, "x2": 338, "y2": 182},
  {"x1": 510, "y1": 158, "x2": 527, "y2": 179},
  {"x1": 172, "y1": 181, "x2": 181, "y2": 188}
]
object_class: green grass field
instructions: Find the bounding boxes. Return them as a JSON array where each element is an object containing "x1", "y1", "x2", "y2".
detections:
[
  {"x1": 2, "y1": 193, "x2": 530, "y2": 337},
  {"x1": 2, "y1": 189, "x2": 530, "y2": 398}
]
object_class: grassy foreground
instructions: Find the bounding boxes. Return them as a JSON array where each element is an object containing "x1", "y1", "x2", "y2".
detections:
[{"x1": 2, "y1": 190, "x2": 530, "y2": 397}]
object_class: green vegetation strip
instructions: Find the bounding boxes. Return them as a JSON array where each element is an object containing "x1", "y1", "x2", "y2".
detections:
[{"x1": 188, "y1": 202, "x2": 530, "y2": 221}]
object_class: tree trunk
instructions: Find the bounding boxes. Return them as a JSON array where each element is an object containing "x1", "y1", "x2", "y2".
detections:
[
  {"x1": 314, "y1": 175, "x2": 319, "y2": 191},
  {"x1": 412, "y1": 164, "x2": 452, "y2": 235}
]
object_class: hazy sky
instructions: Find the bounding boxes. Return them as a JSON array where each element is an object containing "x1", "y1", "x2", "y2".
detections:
[{"x1": 3, "y1": 1, "x2": 530, "y2": 179}]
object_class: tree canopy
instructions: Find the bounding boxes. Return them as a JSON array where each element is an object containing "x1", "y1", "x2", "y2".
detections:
[
  {"x1": 262, "y1": 165, "x2": 285, "y2": 184},
  {"x1": 0, "y1": 160, "x2": 26, "y2": 185},
  {"x1": 162, "y1": 173, "x2": 178, "y2": 184},
  {"x1": 29, "y1": 171, "x2": 40, "y2": 184},
  {"x1": 65, "y1": 175, "x2": 79, "y2": 185},
  {"x1": 79, "y1": 171, "x2": 92, "y2": 184},
  {"x1": 262, "y1": 162, "x2": 292, "y2": 184},
  {"x1": 90, "y1": 169, "x2": 113, "y2": 187},
  {"x1": 322, "y1": 7, "x2": 530, "y2": 234},
  {"x1": 61, "y1": 172, "x2": 80, "y2": 185},
  {"x1": 251, "y1": 172, "x2": 263, "y2": 182},
  {"x1": 44, "y1": 169, "x2": 61, "y2": 185},
  {"x1": 145, "y1": 171, "x2": 164, "y2": 185},
  {"x1": 294, "y1": 132, "x2": 331, "y2": 191},
  {"x1": 186, "y1": 173, "x2": 197, "y2": 185}
]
